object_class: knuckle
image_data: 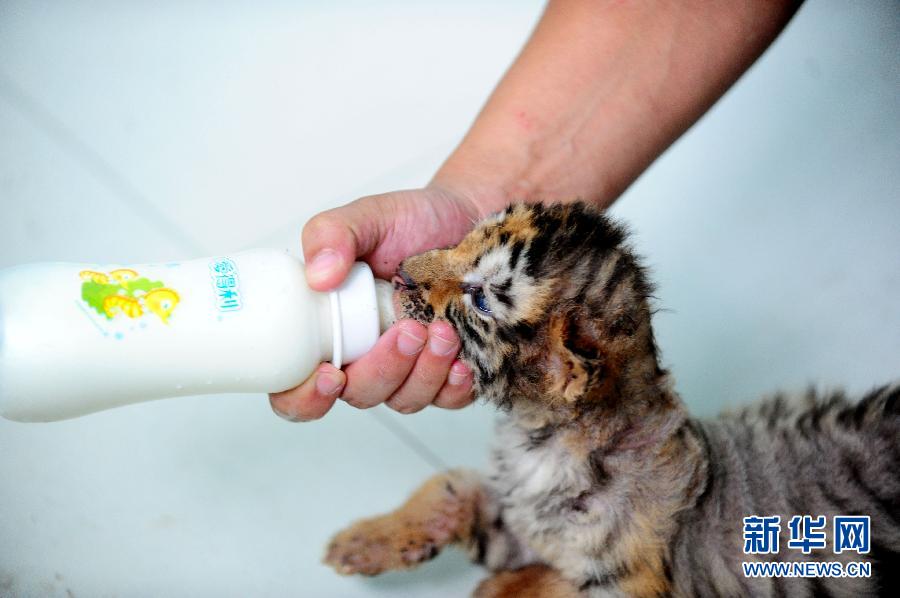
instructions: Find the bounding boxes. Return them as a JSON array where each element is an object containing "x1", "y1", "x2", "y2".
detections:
[
  {"x1": 388, "y1": 399, "x2": 424, "y2": 415},
  {"x1": 375, "y1": 360, "x2": 408, "y2": 386},
  {"x1": 413, "y1": 364, "x2": 446, "y2": 387},
  {"x1": 375, "y1": 362, "x2": 392, "y2": 382},
  {"x1": 303, "y1": 210, "x2": 341, "y2": 236},
  {"x1": 439, "y1": 390, "x2": 474, "y2": 410},
  {"x1": 269, "y1": 399, "x2": 298, "y2": 419},
  {"x1": 296, "y1": 410, "x2": 324, "y2": 422},
  {"x1": 343, "y1": 395, "x2": 376, "y2": 410}
]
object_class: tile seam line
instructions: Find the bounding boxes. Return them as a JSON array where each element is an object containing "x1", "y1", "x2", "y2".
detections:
[
  {"x1": 0, "y1": 70, "x2": 202, "y2": 256},
  {"x1": 0, "y1": 69, "x2": 444, "y2": 472},
  {"x1": 368, "y1": 407, "x2": 447, "y2": 471}
]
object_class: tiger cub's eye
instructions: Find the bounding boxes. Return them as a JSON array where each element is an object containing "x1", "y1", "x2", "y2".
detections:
[{"x1": 469, "y1": 287, "x2": 492, "y2": 314}]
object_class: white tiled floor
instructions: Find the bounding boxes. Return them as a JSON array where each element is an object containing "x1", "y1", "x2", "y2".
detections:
[{"x1": 2, "y1": 1, "x2": 899, "y2": 597}]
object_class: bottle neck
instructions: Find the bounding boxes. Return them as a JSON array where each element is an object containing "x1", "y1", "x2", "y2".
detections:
[{"x1": 327, "y1": 263, "x2": 396, "y2": 366}]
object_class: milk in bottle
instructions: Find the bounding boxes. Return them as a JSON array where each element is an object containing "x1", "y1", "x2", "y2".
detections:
[{"x1": 0, "y1": 249, "x2": 395, "y2": 422}]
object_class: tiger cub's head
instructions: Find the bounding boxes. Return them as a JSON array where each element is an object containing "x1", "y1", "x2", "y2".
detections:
[{"x1": 395, "y1": 202, "x2": 666, "y2": 412}]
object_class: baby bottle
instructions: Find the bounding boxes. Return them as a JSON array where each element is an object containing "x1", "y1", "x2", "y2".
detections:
[{"x1": 0, "y1": 249, "x2": 396, "y2": 422}]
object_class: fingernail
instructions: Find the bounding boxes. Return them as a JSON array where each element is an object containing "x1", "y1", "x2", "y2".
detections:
[
  {"x1": 448, "y1": 362, "x2": 471, "y2": 386},
  {"x1": 273, "y1": 405, "x2": 300, "y2": 422},
  {"x1": 397, "y1": 324, "x2": 426, "y2": 356},
  {"x1": 307, "y1": 249, "x2": 342, "y2": 284},
  {"x1": 429, "y1": 331, "x2": 458, "y2": 356},
  {"x1": 316, "y1": 371, "x2": 344, "y2": 395}
]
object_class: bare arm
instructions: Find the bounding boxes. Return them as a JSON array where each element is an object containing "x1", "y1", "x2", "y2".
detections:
[
  {"x1": 271, "y1": 0, "x2": 800, "y2": 421},
  {"x1": 435, "y1": 0, "x2": 800, "y2": 210}
]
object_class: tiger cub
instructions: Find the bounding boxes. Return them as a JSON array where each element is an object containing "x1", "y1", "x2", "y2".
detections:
[{"x1": 324, "y1": 202, "x2": 899, "y2": 597}]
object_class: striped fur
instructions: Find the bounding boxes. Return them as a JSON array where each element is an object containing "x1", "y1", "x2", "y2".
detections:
[{"x1": 326, "y1": 202, "x2": 900, "y2": 596}]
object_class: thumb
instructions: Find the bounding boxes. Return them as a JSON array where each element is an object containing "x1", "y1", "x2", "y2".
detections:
[{"x1": 301, "y1": 199, "x2": 384, "y2": 291}]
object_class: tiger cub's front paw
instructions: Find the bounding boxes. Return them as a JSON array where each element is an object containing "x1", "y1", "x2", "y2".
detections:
[
  {"x1": 324, "y1": 495, "x2": 468, "y2": 575},
  {"x1": 324, "y1": 514, "x2": 444, "y2": 576},
  {"x1": 324, "y1": 472, "x2": 478, "y2": 576}
]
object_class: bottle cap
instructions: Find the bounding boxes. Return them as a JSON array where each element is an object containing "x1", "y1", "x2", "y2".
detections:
[{"x1": 330, "y1": 262, "x2": 394, "y2": 366}]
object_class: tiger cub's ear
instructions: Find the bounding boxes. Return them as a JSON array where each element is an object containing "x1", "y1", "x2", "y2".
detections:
[{"x1": 545, "y1": 306, "x2": 606, "y2": 403}]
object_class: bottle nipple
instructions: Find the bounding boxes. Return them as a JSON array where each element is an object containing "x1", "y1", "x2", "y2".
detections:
[{"x1": 374, "y1": 279, "x2": 397, "y2": 332}]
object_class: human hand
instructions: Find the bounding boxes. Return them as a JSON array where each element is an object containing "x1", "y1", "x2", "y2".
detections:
[{"x1": 269, "y1": 185, "x2": 488, "y2": 421}]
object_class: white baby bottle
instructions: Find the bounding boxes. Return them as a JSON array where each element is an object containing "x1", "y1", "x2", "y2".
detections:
[{"x1": 0, "y1": 249, "x2": 396, "y2": 422}]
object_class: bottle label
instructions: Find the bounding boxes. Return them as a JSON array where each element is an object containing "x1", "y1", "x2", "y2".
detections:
[
  {"x1": 79, "y1": 268, "x2": 181, "y2": 326},
  {"x1": 208, "y1": 258, "x2": 242, "y2": 312}
]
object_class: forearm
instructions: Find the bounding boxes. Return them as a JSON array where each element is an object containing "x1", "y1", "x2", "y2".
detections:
[{"x1": 433, "y1": 0, "x2": 800, "y2": 214}]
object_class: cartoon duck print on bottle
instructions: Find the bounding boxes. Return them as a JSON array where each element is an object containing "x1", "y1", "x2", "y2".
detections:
[{"x1": 80, "y1": 269, "x2": 180, "y2": 324}]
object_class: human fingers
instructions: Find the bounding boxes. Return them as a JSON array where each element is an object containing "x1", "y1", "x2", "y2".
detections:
[
  {"x1": 269, "y1": 363, "x2": 346, "y2": 422},
  {"x1": 432, "y1": 360, "x2": 475, "y2": 410},
  {"x1": 384, "y1": 321, "x2": 460, "y2": 414},
  {"x1": 301, "y1": 198, "x2": 385, "y2": 291},
  {"x1": 339, "y1": 320, "x2": 427, "y2": 409}
]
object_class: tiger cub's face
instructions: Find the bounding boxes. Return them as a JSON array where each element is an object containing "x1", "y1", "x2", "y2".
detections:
[{"x1": 395, "y1": 202, "x2": 659, "y2": 411}]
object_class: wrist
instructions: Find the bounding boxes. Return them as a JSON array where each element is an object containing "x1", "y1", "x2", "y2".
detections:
[
  {"x1": 426, "y1": 175, "x2": 500, "y2": 222},
  {"x1": 429, "y1": 147, "x2": 530, "y2": 219},
  {"x1": 430, "y1": 117, "x2": 619, "y2": 214}
]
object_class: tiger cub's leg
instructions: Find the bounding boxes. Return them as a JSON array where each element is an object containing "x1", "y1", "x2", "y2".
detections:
[
  {"x1": 473, "y1": 565, "x2": 580, "y2": 598},
  {"x1": 324, "y1": 469, "x2": 535, "y2": 576}
]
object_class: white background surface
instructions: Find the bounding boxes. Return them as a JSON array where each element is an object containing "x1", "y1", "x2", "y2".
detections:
[{"x1": 1, "y1": 1, "x2": 898, "y2": 596}]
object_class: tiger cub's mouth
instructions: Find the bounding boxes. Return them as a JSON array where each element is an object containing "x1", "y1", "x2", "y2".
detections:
[{"x1": 391, "y1": 271, "x2": 434, "y2": 326}]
